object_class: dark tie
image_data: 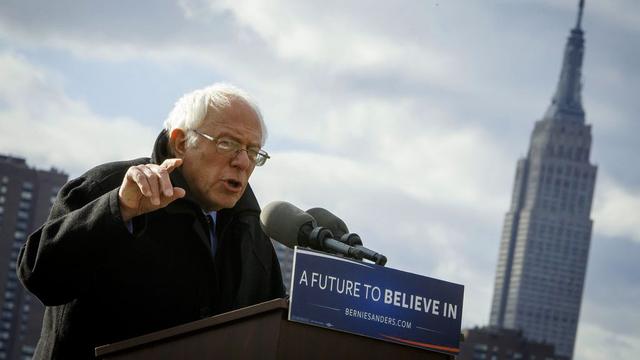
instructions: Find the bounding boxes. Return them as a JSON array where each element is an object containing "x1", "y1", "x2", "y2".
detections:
[{"x1": 206, "y1": 214, "x2": 217, "y2": 257}]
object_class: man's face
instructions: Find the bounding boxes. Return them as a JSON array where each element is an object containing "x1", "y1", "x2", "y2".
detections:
[{"x1": 176, "y1": 99, "x2": 262, "y2": 211}]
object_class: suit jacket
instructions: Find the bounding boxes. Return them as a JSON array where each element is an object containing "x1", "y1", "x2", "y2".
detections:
[{"x1": 17, "y1": 131, "x2": 285, "y2": 359}]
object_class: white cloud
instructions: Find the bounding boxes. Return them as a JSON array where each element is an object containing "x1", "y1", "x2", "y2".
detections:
[
  {"x1": 575, "y1": 320, "x2": 640, "y2": 360},
  {"x1": 0, "y1": 52, "x2": 156, "y2": 176},
  {"x1": 592, "y1": 174, "x2": 640, "y2": 243},
  {"x1": 213, "y1": 0, "x2": 459, "y2": 83}
]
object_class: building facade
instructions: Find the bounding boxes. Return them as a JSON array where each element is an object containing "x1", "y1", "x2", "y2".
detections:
[
  {"x1": 458, "y1": 326, "x2": 557, "y2": 360},
  {"x1": 272, "y1": 241, "x2": 294, "y2": 294},
  {"x1": 0, "y1": 155, "x2": 68, "y2": 359},
  {"x1": 489, "y1": 2, "x2": 596, "y2": 359}
]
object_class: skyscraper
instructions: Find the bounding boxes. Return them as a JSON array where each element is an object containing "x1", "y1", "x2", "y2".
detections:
[
  {"x1": 489, "y1": 1, "x2": 597, "y2": 359},
  {"x1": 0, "y1": 155, "x2": 68, "y2": 360}
]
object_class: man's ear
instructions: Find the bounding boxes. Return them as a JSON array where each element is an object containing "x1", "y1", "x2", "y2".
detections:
[{"x1": 169, "y1": 128, "x2": 188, "y2": 157}]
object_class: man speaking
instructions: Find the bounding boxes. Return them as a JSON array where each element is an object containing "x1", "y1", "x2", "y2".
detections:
[{"x1": 17, "y1": 84, "x2": 285, "y2": 359}]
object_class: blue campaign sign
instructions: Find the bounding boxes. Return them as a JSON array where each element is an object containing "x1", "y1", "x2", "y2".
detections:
[{"x1": 288, "y1": 248, "x2": 464, "y2": 355}]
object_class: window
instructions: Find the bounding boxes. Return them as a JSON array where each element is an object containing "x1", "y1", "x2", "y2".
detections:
[
  {"x1": 0, "y1": 312, "x2": 12, "y2": 320},
  {"x1": 17, "y1": 210, "x2": 29, "y2": 220},
  {"x1": 15, "y1": 221, "x2": 27, "y2": 230}
]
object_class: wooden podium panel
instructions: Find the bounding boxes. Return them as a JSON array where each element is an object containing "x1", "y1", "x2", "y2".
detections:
[{"x1": 96, "y1": 298, "x2": 453, "y2": 360}]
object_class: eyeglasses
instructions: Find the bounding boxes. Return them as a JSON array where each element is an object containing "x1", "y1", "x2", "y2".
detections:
[{"x1": 193, "y1": 130, "x2": 270, "y2": 166}]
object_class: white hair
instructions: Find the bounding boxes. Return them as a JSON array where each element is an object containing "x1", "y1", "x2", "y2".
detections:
[{"x1": 163, "y1": 83, "x2": 267, "y2": 147}]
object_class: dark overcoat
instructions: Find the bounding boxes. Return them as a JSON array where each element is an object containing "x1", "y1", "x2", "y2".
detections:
[{"x1": 17, "y1": 131, "x2": 285, "y2": 359}]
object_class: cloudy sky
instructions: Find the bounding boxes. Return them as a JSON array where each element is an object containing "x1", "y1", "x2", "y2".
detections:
[{"x1": 1, "y1": 0, "x2": 638, "y2": 358}]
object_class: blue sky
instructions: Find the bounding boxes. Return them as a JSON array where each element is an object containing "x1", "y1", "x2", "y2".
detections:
[{"x1": 1, "y1": 1, "x2": 638, "y2": 358}]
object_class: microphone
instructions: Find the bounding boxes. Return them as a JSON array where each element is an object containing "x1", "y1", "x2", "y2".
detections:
[
  {"x1": 306, "y1": 207, "x2": 349, "y2": 237},
  {"x1": 260, "y1": 201, "x2": 362, "y2": 259},
  {"x1": 306, "y1": 207, "x2": 388, "y2": 266}
]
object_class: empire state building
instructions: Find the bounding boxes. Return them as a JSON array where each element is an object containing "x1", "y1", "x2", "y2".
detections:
[{"x1": 489, "y1": 1, "x2": 597, "y2": 358}]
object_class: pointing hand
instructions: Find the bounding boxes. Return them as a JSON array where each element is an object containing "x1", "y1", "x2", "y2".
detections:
[{"x1": 118, "y1": 158, "x2": 186, "y2": 222}]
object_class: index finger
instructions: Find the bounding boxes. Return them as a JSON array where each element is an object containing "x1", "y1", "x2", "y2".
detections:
[{"x1": 160, "y1": 158, "x2": 183, "y2": 173}]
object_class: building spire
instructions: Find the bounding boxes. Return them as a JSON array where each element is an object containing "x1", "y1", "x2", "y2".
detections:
[
  {"x1": 576, "y1": 0, "x2": 585, "y2": 29},
  {"x1": 544, "y1": 0, "x2": 586, "y2": 122}
]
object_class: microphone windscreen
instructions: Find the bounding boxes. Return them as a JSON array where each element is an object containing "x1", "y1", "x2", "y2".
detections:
[
  {"x1": 261, "y1": 201, "x2": 316, "y2": 248},
  {"x1": 306, "y1": 207, "x2": 349, "y2": 237}
]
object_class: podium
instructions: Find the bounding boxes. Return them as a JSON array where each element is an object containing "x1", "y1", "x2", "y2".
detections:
[{"x1": 95, "y1": 298, "x2": 453, "y2": 359}]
